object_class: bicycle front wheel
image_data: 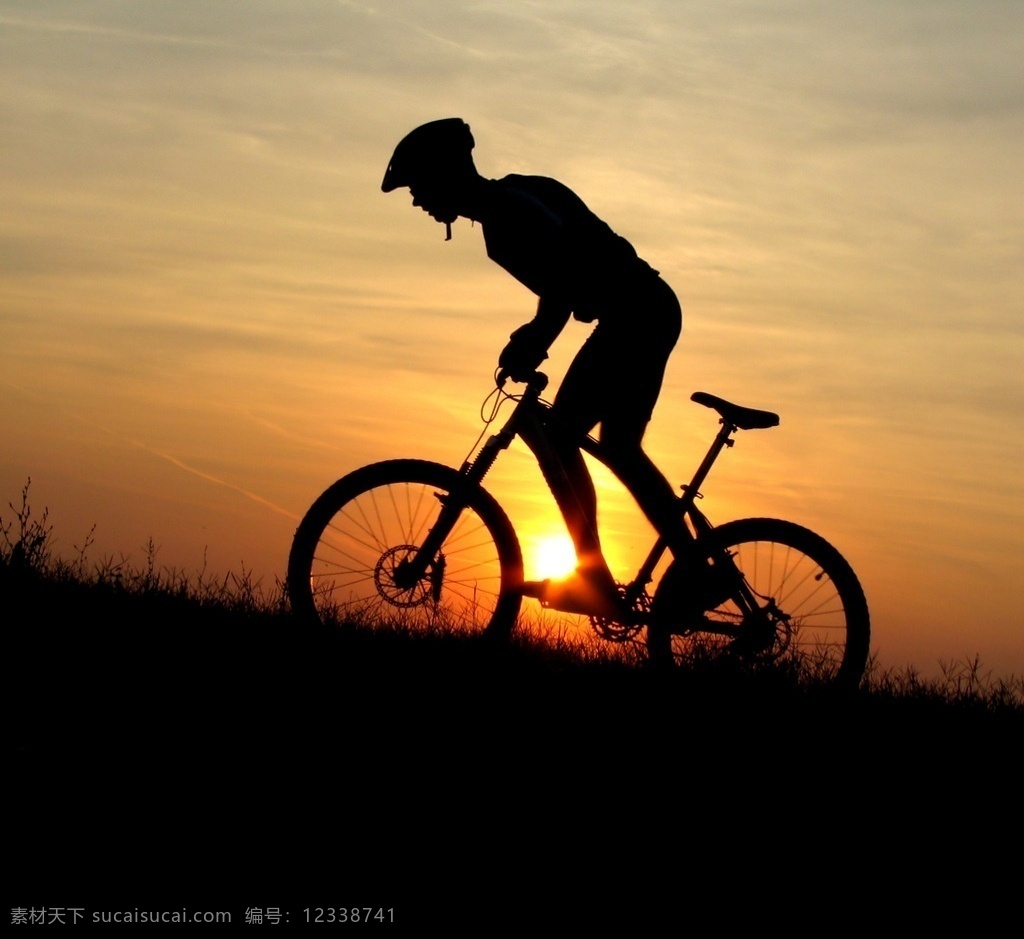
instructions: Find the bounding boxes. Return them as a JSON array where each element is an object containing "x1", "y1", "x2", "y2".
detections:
[
  {"x1": 650, "y1": 518, "x2": 870, "y2": 687},
  {"x1": 287, "y1": 460, "x2": 523, "y2": 638}
]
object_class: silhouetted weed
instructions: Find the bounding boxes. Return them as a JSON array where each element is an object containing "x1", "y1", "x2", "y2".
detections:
[{"x1": 4, "y1": 478, "x2": 1020, "y2": 745}]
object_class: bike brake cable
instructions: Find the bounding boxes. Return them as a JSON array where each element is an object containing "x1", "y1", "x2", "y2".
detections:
[
  {"x1": 460, "y1": 378, "x2": 511, "y2": 466},
  {"x1": 480, "y1": 375, "x2": 506, "y2": 423}
]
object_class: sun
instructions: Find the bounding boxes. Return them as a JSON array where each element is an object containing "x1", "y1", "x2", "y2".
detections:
[{"x1": 533, "y1": 534, "x2": 578, "y2": 580}]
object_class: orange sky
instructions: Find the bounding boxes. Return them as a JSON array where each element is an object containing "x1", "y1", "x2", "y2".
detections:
[{"x1": 2, "y1": 2, "x2": 1021, "y2": 678}]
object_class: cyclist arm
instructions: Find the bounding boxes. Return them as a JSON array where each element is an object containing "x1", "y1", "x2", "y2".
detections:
[
  {"x1": 485, "y1": 180, "x2": 577, "y2": 374},
  {"x1": 522, "y1": 295, "x2": 571, "y2": 348},
  {"x1": 499, "y1": 296, "x2": 571, "y2": 378}
]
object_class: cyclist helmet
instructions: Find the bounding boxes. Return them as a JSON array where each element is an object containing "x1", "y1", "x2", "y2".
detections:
[{"x1": 381, "y1": 118, "x2": 475, "y2": 192}]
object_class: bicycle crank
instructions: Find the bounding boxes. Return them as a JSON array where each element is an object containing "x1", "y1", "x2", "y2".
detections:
[{"x1": 589, "y1": 586, "x2": 650, "y2": 642}]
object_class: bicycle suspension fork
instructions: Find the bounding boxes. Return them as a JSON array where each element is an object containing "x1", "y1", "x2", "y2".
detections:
[{"x1": 392, "y1": 380, "x2": 544, "y2": 591}]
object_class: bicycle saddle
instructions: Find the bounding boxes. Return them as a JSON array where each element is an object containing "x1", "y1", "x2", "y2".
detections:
[{"x1": 690, "y1": 392, "x2": 780, "y2": 430}]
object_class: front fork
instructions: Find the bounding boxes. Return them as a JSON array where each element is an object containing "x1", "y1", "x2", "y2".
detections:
[
  {"x1": 391, "y1": 404, "x2": 524, "y2": 594},
  {"x1": 391, "y1": 473, "x2": 476, "y2": 592},
  {"x1": 393, "y1": 379, "x2": 546, "y2": 594}
]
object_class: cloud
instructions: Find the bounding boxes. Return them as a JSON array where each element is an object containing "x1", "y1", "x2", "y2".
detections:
[{"x1": 2, "y1": 0, "x2": 1022, "y2": 674}]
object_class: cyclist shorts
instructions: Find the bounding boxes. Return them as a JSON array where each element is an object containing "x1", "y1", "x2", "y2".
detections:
[{"x1": 551, "y1": 275, "x2": 682, "y2": 441}]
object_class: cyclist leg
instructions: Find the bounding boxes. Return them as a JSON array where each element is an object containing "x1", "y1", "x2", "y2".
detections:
[
  {"x1": 522, "y1": 276, "x2": 681, "y2": 613},
  {"x1": 570, "y1": 277, "x2": 685, "y2": 547},
  {"x1": 533, "y1": 399, "x2": 605, "y2": 575},
  {"x1": 516, "y1": 328, "x2": 618, "y2": 614}
]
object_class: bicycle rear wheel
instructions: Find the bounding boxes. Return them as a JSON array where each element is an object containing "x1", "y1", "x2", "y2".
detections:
[
  {"x1": 649, "y1": 518, "x2": 870, "y2": 687},
  {"x1": 288, "y1": 459, "x2": 523, "y2": 638}
]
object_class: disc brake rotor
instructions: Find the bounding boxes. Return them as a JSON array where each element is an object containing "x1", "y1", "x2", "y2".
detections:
[{"x1": 374, "y1": 545, "x2": 433, "y2": 608}]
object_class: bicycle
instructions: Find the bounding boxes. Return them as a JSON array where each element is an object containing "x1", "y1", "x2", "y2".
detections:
[{"x1": 287, "y1": 370, "x2": 871, "y2": 687}]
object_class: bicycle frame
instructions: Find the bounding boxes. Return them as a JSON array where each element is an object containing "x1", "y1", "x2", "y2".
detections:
[
  {"x1": 396, "y1": 370, "x2": 761, "y2": 631},
  {"x1": 290, "y1": 368, "x2": 867, "y2": 681}
]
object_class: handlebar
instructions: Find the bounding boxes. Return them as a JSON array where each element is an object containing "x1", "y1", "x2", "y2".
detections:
[{"x1": 496, "y1": 368, "x2": 549, "y2": 393}]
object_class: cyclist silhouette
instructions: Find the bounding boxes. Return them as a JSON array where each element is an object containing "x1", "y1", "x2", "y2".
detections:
[{"x1": 382, "y1": 118, "x2": 682, "y2": 618}]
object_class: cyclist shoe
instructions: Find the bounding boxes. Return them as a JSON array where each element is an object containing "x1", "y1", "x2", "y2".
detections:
[{"x1": 522, "y1": 566, "x2": 624, "y2": 619}]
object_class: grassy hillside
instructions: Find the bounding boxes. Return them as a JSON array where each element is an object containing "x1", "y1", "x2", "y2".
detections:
[{"x1": 6, "y1": 484, "x2": 1021, "y2": 921}]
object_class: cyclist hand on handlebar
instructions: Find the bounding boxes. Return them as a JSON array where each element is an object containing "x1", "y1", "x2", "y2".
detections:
[{"x1": 498, "y1": 322, "x2": 549, "y2": 382}]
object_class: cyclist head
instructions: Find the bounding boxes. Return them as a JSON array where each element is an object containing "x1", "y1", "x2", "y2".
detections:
[
  {"x1": 382, "y1": 118, "x2": 477, "y2": 236},
  {"x1": 381, "y1": 118, "x2": 476, "y2": 193}
]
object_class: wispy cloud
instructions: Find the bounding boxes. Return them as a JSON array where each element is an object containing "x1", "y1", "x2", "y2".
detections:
[{"x1": 1, "y1": 0, "x2": 1022, "y2": 675}]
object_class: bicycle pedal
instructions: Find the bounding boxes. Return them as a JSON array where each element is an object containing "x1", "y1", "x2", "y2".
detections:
[{"x1": 520, "y1": 579, "x2": 549, "y2": 600}]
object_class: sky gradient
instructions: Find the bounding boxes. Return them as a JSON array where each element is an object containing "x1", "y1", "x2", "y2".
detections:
[{"x1": 2, "y1": 1, "x2": 1021, "y2": 677}]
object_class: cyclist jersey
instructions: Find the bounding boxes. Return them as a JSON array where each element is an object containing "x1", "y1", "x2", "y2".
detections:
[{"x1": 477, "y1": 174, "x2": 659, "y2": 323}]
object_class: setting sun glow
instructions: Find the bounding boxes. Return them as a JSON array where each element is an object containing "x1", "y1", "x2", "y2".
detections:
[
  {"x1": 1, "y1": 2, "x2": 1021, "y2": 679},
  {"x1": 533, "y1": 535, "x2": 578, "y2": 581}
]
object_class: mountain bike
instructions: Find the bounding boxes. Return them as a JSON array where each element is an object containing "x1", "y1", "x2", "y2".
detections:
[{"x1": 287, "y1": 371, "x2": 870, "y2": 687}]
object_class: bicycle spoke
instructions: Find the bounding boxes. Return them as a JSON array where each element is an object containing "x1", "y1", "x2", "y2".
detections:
[
  {"x1": 650, "y1": 519, "x2": 869, "y2": 686},
  {"x1": 288, "y1": 462, "x2": 522, "y2": 639}
]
